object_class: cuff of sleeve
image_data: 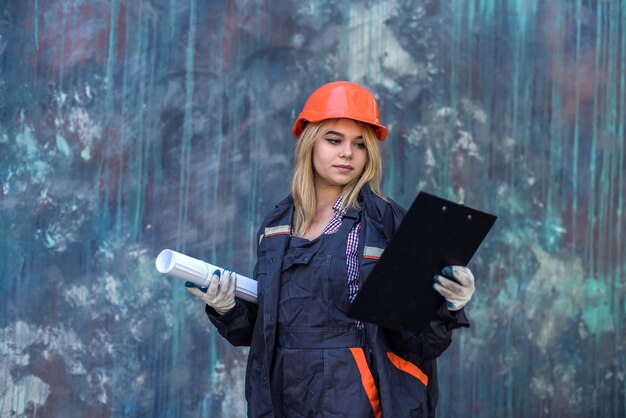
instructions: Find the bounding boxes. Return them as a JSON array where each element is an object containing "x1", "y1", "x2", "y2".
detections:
[
  {"x1": 205, "y1": 301, "x2": 241, "y2": 323},
  {"x1": 436, "y1": 303, "x2": 471, "y2": 329}
]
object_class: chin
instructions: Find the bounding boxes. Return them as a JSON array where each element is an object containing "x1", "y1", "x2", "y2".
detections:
[{"x1": 333, "y1": 179, "x2": 355, "y2": 187}]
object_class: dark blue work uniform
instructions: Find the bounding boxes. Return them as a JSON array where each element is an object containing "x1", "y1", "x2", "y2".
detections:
[{"x1": 206, "y1": 184, "x2": 470, "y2": 417}]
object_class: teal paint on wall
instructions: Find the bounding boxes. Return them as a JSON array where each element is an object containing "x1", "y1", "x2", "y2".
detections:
[{"x1": 0, "y1": 1, "x2": 624, "y2": 417}]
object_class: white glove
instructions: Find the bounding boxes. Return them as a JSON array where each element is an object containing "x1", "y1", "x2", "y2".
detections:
[
  {"x1": 186, "y1": 269, "x2": 237, "y2": 315},
  {"x1": 432, "y1": 266, "x2": 475, "y2": 311}
]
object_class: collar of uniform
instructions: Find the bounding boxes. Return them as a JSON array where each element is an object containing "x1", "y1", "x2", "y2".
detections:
[
  {"x1": 262, "y1": 194, "x2": 294, "y2": 229},
  {"x1": 359, "y1": 183, "x2": 386, "y2": 224},
  {"x1": 266, "y1": 184, "x2": 390, "y2": 229},
  {"x1": 274, "y1": 194, "x2": 294, "y2": 209},
  {"x1": 332, "y1": 195, "x2": 348, "y2": 217}
]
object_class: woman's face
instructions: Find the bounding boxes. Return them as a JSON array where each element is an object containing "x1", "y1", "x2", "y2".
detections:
[{"x1": 311, "y1": 118, "x2": 368, "y2": 190}]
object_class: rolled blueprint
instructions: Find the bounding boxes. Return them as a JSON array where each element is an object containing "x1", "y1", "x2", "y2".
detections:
[{"x1": 155, "y1": 249, "x2": 257, "y2": 303}]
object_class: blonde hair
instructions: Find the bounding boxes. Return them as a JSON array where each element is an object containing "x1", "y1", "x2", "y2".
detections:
[{"x1": 291, "y1": 119, "x2": 386, "y2": 236}]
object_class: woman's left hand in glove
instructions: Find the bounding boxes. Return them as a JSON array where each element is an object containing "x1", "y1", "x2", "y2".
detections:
[{"x1": 433, "y1": 266, "x2": 475, "y2": 311}]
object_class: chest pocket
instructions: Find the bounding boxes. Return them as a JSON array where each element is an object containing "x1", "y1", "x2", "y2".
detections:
[
  {"x1": 281, "y1": 250, "x2": 316, "y2": 271},
  {"x1": 281, "y1": 238, "x2": 323, "y2": 272}
]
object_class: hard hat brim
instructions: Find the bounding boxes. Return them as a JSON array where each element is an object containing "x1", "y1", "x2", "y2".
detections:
[{"x1": 292, "y1": 114, "x2": 388, "y2": 141}]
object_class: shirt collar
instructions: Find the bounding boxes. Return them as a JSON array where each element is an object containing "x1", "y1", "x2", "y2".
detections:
[{"x1": 332, "y1": 195, "x2": 348, "y2": 216}]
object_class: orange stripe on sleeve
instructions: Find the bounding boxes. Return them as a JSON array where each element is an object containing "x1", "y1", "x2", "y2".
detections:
[
  {"x1": 349, "y1": 348, "x2": 382, "y2": 418},
  {"x1": 386, "y1": 352, "x2": 428, "y2": 387}
]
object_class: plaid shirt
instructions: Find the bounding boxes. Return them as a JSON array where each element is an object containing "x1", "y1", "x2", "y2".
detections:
[{"x1": 322, "y1": 196, "x2": 362, "y2": 304}]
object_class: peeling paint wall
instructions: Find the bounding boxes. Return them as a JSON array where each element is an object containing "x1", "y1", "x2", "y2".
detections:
[{"x1": 0, "y1": 1, "x2": 624, "y2": 417}]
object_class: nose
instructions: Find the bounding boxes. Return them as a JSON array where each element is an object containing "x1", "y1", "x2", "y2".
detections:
[{"x1": 341, "y1": 144, "x2": 352, "y2": 159}]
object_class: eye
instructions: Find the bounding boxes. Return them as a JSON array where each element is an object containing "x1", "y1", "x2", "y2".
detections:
[
  {"x1": 325, "y1": 138, "x2": 341, "y2": 145},
  {"x1": 354, "y1": 142, "x2": 366, "y2": 149}
]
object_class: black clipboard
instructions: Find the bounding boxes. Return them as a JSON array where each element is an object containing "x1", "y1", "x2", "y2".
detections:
[{"x1": 347, "y1": 192, "x2": 497, "y2": 333}]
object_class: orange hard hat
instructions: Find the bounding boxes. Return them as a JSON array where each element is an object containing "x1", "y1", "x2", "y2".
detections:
[{"x1": 292, "y1": 81, "x2": 388, "y2": 141}]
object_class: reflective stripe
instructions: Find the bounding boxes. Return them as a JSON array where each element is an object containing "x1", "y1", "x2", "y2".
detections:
[
  {"x1": 264, "y1": 225, "x2": 291, "y2": 238},
  {"x1": 349, "y1": 348, "x2": 382, "y2": 418},
  {"x1": 363, "y1": 246, "x2": 384, "y2": 260},
  {"x1": 386, "y1": 352, "x2": 429, "y2": 387},
  {"x1": 258, "y1": 233, "x2": 264, "y2": 244}
]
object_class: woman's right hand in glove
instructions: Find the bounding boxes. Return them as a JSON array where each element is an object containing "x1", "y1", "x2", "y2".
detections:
[{"x1": 185, "y1": 269, "x2": 237, "y2": 315}]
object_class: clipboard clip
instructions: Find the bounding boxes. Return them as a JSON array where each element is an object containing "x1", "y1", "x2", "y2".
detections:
[{"x1": 441, "y1": 204, "x2": 473, "y2": 220}]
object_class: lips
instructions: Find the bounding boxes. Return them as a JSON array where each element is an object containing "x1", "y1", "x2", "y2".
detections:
[{"x1": 334, "y1": 165, "x2": 354, "y2": 170}]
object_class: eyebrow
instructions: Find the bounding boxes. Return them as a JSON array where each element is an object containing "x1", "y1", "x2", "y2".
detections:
[{"x1": 324, "y1": 130, "x2": 364, "y2": 139}]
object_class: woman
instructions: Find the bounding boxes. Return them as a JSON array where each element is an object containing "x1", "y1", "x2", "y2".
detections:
[{"x1": 186, "y1": 81, "x2": 475, "y2": 417}]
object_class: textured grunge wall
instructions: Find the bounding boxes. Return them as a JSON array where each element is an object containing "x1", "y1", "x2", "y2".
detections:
[{"x1": 1, "y1": 1, "x2": 624, "y2": 417}]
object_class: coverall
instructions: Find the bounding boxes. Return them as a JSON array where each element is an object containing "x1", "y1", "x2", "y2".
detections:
[{"x1": 206, "y1": 184, "x2": 469, "y2": 417}]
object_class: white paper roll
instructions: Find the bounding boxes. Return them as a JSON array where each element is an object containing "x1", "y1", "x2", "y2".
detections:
[{"x1": 156, "y1": 249, "x2": 257, "y2": 303}]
